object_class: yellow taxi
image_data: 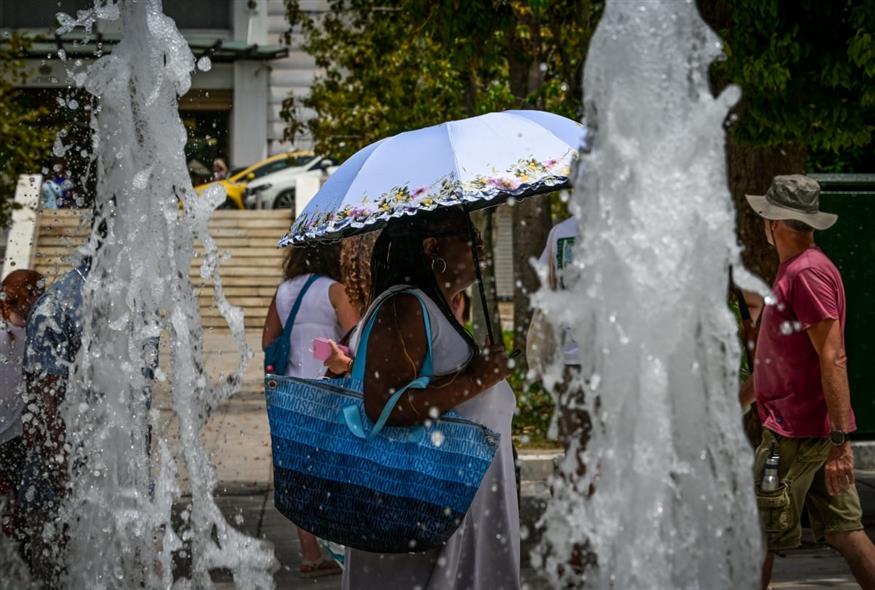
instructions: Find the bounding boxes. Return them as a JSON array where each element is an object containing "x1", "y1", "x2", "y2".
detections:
[{"x1": 194, "y1": 151, "x2": 316, "y2": 209}]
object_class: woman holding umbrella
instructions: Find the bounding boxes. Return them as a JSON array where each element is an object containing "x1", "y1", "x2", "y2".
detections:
[
  {"x1": 342, "y1": 208, "x2": 518, "y2": 589},
  {"x1": 273, "y1": 109, "x2": 586, "y2": 589}
]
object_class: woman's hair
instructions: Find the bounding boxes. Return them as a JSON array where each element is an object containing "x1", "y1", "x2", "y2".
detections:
[
  {"x1": 282, "y1": 242, "x2": 343, "y2": 282},
  {"x1": 1, "y1": 269, "x2": 45, "y2": 342},
  {"x1": 340, "y1": 232, "x2": 379, "y2": 314},
  {"x1": 369, "y1": 208, "x2": 476, "y2": 351}
]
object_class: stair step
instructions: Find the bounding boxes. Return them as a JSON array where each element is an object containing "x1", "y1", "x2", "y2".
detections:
[{"x1": 33, "y1": 210, "x2": 289, "y2": 327}]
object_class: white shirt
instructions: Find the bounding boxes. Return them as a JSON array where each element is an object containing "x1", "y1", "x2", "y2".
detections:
[
  {"x1": 538, "y1": 217, "x2": 580, "y2": 365},
  {"x1": 0, "y1": 323, "x2": 26, "y2": 444},
  {"x1": 274, "y1": 274, "x2": 344, "y2": 379}
]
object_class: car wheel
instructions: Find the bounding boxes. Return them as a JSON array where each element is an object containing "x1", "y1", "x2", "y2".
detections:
[
  {"x1": 217, "y1": 198, "x2": 235, "y2": 209},
  {"x1": 273, "y1": 190, "x2": 295, "y2": 210}
]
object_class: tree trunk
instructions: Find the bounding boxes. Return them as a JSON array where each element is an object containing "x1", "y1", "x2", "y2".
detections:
[
  {"x1": 727, "y1": 140, "x2": 807, "y2": 283},
  {"x1": 506, "y1": 13, "x2": 552, "y2": 369},
  {"x1": 511, "y1": 197, "x2": 552, "y2": 365}
]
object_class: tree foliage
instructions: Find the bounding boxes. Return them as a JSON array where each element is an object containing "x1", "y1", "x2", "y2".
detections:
[
  {"x1": 704, "y1": 0, "x2": 875, "y2": 171},
  {"x1": 282, "y1": 0, "x2": 605, "y2": 365},
  {"x1": 282, "y1": 0, "x2": 602, "y2": 161},
  {"x1": 0, "y1": 35, "x2": 56, "y2": 225},
  {"x1": 699, "y1": 0, "x2": 875, "y2": 278}
]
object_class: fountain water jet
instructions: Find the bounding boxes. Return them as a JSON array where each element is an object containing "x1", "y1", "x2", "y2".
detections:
[
  {"x1": 535, "y1": 2, "x2": 763, "y2": 588},
  {"x1": 47, "y1": 1, "x2": 276, "y2": 587}
]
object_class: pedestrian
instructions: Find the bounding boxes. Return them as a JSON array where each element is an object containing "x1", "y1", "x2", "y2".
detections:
[
  {"x1": 341, "y1": 208, "x2": 519, "y2": 590},
  {"x1": 261, "y1": 242, "x2": 358, "y2": 577},
  {"x1": 741, "y1": 175, "x2": 875, "y2": 589},
  {"x1": 212, "y1": 158, "x2": 229, "y2": 181},
  {"x1": 41, "y1": 161, "x2": 72, "y2": 210},
  {"x1": 526, "y1": 214, "x2": 596, "y2": 575},
  {"x1": 19, "y1": 254, "x2": 91, "y2": 586},
  {"x1": 0, "y1": 270, "x2": 45, "y2": 543}
]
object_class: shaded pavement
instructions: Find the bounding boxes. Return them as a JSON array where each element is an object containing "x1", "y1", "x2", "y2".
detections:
[{"x1": 184, "y1": 330, "x2": 874, "y2": 589}]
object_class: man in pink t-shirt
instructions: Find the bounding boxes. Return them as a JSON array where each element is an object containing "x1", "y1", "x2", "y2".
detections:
[{"x1": 741, "y1": 175, "x2": 875, "y2": 589}]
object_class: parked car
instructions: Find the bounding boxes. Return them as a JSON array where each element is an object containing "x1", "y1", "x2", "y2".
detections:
[
  {"x1": 244, "y1": 154, "x2": 334, "y2": 210},
  {"x1": 194, "y1": 151, "x2": 319, "y2": 209}
]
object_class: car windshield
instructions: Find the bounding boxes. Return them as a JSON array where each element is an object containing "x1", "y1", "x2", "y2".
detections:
[{"x1": 248, "y1": 155, "x2": 315, "y2": 180}]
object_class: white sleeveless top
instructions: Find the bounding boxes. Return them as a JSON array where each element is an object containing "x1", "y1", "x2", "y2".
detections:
[
  {"x1": 274, "y1": 274, "x2": 344, "y2": 379},
  {"x1": 343, "y1": 288, "x2": 521, "y2": 590}
]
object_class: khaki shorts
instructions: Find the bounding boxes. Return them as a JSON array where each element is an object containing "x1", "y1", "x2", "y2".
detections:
[{"x1": 754, "y1": 429, "x2": 863, "y2": 551}]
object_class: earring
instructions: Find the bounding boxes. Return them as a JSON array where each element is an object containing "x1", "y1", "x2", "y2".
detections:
[{"x1": 431, "y1": 257, "x2": 448, "y2": 273}]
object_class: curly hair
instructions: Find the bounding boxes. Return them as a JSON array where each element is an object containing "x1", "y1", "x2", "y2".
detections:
[
  {"x1": 282, "y1": 243, "x2": 343, "y2": 282},
  {"x1": 1, "y1": 269, "x2": 45, "y2": 343},
  {"x1": 339, "y1": 232, "x2": 379, "y2": 314}
]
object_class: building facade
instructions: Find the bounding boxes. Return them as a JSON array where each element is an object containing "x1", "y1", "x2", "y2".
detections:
[
  {"x1": 1, "y1": 0, "x2": 322, "y2": 170},
  {"x1": 1, "y1": 0, "x2": 517, "y2": 299}
]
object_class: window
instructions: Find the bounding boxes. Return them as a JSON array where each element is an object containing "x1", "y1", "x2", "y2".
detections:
[
  {"x1": 164, "y1": 1, "x2": 230, "y2": 30},
  {"x1": 1, "y1": 0, "x2": 92, "y2": 28},
  {"x1": 1, "y1": 0, "x2": 230, "y2": 30},
  {"x1": 251, "y1": 159, "x2": 292, "y2": 180},
  {"x1": 251, "y1": 155, "x2": 315, "y2": 179}
]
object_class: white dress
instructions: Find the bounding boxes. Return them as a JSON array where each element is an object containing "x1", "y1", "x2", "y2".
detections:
[
  {"x1": 274, "y1": 274, "x2": 344, "y2": 379},
  {"x1": 343, "y1": 289, "x2": 521, "y2": 590}
]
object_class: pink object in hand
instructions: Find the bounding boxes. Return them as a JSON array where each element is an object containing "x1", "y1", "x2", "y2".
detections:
[{"x1": 313, "y1": 337, "x2": 349, "y2": 361}]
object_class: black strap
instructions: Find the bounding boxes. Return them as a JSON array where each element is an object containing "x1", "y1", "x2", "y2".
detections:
[
  {"x1": 467, "y1": 212, "x2": 496, "y2": 345},
  {"x1": 729, "y1": 268, "x2": 751, "y2": 321},
  {"x1": 729, "y1": 269, "x2": 754, "y2": 370}
]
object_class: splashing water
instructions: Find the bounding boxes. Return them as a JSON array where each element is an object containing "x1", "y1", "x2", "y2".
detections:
[
  {"x1": 47, "y1": 1, "x2": 275, "y2": 587},
  {"x1": 536, "y1": 2, "x2": 762, "y2": 588}
]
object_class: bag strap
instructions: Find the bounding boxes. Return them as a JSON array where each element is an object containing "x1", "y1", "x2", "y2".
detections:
[
  {"x1": 279, "y1": 273, "x2": 321, "y2": 345},
  {"x1": 346, "y1": 287, "x2": 434, "y2": 439}
]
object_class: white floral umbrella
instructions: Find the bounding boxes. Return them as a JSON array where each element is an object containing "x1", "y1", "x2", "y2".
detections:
[{"x1": 278, "y1": 110, "x2": 587, "y2": 246}]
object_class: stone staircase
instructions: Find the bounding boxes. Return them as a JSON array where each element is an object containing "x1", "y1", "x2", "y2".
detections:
[{"x1": 32, "y1": 209, "x2": 291, "y2": 329}]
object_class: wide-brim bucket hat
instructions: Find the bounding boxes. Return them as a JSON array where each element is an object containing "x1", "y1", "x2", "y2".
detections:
[{"x1": 745, "y1": 174, "x2": 837, "y2": 230}]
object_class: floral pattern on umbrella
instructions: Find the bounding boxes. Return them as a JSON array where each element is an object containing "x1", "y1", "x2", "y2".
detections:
[{"x1": 281, "y1": 150, "x2": 576, "y2": 246}]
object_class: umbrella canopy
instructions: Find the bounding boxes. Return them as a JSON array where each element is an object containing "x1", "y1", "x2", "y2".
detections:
[{"x1": 278, "y1": 110, "x2": 587, "y2": 247}]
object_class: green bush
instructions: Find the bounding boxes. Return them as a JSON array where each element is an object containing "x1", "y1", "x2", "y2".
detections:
[{"x1": 501, "y1": 330, "x2": 556, "y2": 448}]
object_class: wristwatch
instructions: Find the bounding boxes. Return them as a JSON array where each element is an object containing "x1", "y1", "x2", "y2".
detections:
[{"x1": 830, "y1": 430, "x2": 850, "y2": 446}]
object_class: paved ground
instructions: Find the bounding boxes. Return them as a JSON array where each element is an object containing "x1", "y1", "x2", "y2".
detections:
[
  {"x1": 178, "y1": 330, "x2": 874, "y2": 589},
  {"x1": 207, "y1": 485, "x2": 875, "y2": 589}
]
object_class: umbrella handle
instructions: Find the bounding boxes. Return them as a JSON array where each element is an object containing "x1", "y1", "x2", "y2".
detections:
[{"x1": 466, "y1": 212, "x2": 497, "y2": 347}]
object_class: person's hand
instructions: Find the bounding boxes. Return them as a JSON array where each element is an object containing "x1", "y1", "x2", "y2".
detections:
[
  {"x1": 324, "y1": 340, "x2": 353, "y2": 375},
  {"x1": 467, "y1": 340, "x2": 511, "y2": 390},
  {"x1": 825, "y1": 442, "x2": 855, "y2": 496}
]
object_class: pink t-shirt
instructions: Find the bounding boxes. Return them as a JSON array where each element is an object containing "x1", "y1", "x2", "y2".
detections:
[{"x1": 754, "y1": 246, "x2": 854, "y2": 438}]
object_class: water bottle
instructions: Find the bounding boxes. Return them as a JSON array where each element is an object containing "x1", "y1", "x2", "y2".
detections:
[{"x1": 761, "y1": 453, "x2": 780, "y2": 492}]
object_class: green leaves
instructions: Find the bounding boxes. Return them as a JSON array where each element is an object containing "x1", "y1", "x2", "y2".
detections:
[
  {"x1": 0, "y1": 35, "x2": 56, "y2": 225},
  {"x1": 709, "y1": 0, "x2": 874, "y2": 168},
  {"x1": 281, "y1": 0, "x2": 602, "y2": 160}
]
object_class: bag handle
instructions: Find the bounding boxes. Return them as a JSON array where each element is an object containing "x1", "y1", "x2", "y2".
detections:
[
  {"x1": 345, "y1": 288, "x2": 434, "y2": 439},
  {"x1": 279, "y1": 273, "x2": 321, "y2": 348}
]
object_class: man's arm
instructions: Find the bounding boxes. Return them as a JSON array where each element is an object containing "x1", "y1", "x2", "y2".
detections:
[
  {"x1": 808, "y1": 319, "x2": 852, "y2": 433},
  {"x1": 807, "y1": 318, "x2": 854, "y2": 495}
]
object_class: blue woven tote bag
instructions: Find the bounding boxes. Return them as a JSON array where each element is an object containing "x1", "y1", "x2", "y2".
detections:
[{"x1": 265, "y1": 288, "x2": 500, "y2": 553}]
